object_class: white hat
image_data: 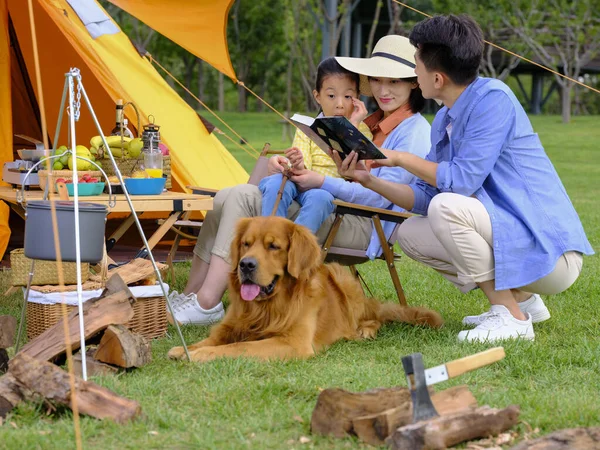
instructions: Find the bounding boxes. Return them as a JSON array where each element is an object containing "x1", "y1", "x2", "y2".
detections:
[{"x1": 335, "y1": 35, "x2": 416, "y2": 96}]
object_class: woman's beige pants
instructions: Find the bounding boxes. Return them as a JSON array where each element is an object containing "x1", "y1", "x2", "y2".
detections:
[{"x1": 395, "y1": 193, "x2": 583, "y2": 295}]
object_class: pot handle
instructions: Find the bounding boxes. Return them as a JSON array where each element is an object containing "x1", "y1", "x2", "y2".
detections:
[{"x1": 18, "y1": 151, "x2": 116, "y2": 208}]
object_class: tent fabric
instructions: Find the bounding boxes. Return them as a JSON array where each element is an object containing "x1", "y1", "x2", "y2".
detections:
[
  {"x1": 0, "y1": 0, "x2": 248, "y2": 259},
  {"x1": 66, "y1": 0, "x2": 119, "y2": 39},
  {"x1": 106, "y1": 0, "x2": 237, "y2": 81},
  {"x1": 0, "y1": 0, "x2": 11, "y2": 256}
]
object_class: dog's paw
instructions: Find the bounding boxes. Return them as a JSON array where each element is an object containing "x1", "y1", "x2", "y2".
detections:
[
  {"x1": 167, "y1": 346, "x2": 187, "y2": 360},
  {"x1": 188, "y1": 347, "x2": 219, "y2": 363},
  {"x1": 357, "y1": 320, "x2": 380, "y2": 339}
]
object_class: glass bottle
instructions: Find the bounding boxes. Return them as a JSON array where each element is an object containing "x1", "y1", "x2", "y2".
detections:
[{"x1": 110, "y1": 99, "x2": 134, "y2": 138}]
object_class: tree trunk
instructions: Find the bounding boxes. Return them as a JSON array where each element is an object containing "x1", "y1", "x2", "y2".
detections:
[
  {"x1": 366, "y1": 1, "x2": 383, "y2": 56},
  {"x1": 286, "y1": 56, "x2": 293, "y2": 116},
  {"x1": 561, "y1": 83, "x2": 572, "y2": 123},
  {"x1": 218, "y1": 72, "x2": 225, "y2": 112}
]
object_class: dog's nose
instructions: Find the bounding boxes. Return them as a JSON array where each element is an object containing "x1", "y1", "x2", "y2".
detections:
[{"x1": 239, "y1": 257, "x2": 257, "y2": 274}]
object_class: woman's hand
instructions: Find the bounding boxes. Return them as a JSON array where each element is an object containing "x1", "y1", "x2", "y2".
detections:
[
  {"x1": 370, "y1": 148, "x2": 401, "y2": 169},
  {"x1": 285, "y1": 147, "x2": 305, "y2": 171},
  {"x1": 332, "y1": 151, "x2": 372, "y2": 185},
  {"x1": 267, "y1": 154, "x2": 292, "y2": 175},
  {"x1": 349, "y1": 98, "x2": 368, "y2": 127},
  {"x1": 289, "y1": 169, "x2": 325, "y2": 191}
]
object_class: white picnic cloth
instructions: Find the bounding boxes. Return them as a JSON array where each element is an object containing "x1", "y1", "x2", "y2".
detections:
[{"x1": 25, "y1": 283, "x2": 169, "y2": 306}]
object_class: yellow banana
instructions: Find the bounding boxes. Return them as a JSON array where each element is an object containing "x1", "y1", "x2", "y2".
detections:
[
  {"x1": 104, "y1": 146, "x2": 123, "y2": 158},
  {"x1": 90, "y1": 135, "x2": 131, "y2": 150}
]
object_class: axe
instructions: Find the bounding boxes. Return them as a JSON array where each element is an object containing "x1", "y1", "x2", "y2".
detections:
[{"x1": 402, "y1": 347, "x2": 505, "y2": 423}]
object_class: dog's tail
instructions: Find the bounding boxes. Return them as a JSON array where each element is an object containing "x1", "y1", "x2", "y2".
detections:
[{"x1": 377, "y1": 303, "x2": 443, "y2": 328}]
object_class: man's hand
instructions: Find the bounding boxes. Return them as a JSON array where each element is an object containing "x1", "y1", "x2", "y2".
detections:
[
  {"x1": 349, "y1": 98, "x2": 368, "y2": 127},
  {"x1": 332, "y1": 151, "x2": 372, "y2": 186},
  {"x1": 267, "y1": 154, "x2": 292, "y2": 176},
  {"x1": 370, "y1": 148, "x2": 401, "y2": 169},
  {"x1": 289, "y1": 169, "x2": 325, "y2": 191},
  {"x1": 285, "y1": 147, "x2": 305, "y2": 171}
]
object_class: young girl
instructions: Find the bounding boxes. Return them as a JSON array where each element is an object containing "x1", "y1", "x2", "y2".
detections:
[{"x1": 259, "y1": 57, "x2": 373, "y2": 233}]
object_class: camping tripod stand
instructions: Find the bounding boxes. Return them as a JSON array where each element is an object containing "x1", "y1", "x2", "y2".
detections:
[{"x1": 15, "y1": 68, "x2": 191, "y2": 378}]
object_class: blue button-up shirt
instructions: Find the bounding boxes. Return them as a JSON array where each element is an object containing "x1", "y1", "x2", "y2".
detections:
[
  {"x1": 410, "y1": 77, "x2": 593, "y2": 290},
  {"x1": 322, "y1": 113, "x2": 431, "y2": 258}
]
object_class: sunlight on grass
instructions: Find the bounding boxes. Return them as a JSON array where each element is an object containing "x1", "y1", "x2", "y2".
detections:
[{"x1": 0, "y1": 114, "x2": 598, "y2": 449}]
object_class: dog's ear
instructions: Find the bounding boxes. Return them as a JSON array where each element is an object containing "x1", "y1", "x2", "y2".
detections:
[
  {"x1": 230, "y1": 218, "x2": 252, "y2": 267},
  {"x1": 287, "y1": 223, "x2": 321, "y2": 279}
]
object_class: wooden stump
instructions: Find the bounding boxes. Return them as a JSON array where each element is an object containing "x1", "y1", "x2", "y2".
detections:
[
  {"x1": 352, "y1": 385, "x2": 477, "y2": 446},
  {"x1": 0, "y1": 372, "x2": 25, "y2": 419},
  {"x1": 8, "y1": 353, "x2": 141, "y2": 423},
  {"x1": 19, "y1": 274, "x2": 135, "y2": 362},
  {"x1": 509, "y1": 427, "x2": 600, "y2": 449},
  {"x1": 0, "y1": 316, "x2": 17, "y2": 348},
  {"x1": 311, "y1": 386, "x2": 413, "y2": 438},
  {"x1": 72, "y1": 349, "x2": 119, "y2": 378},
  {"x1": 94, "y1": 325, "x2": 151, "y2": 368},
  {"x1": 387, "y1": 404, "x2": 521, "y2": 450}
]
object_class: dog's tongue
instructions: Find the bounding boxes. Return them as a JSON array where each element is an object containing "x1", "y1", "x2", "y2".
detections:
[{"x1": 241, "y1": 283, "x2": 260, "y2": 301}]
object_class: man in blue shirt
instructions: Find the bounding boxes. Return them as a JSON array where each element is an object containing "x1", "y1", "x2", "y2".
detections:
[{"x1": 334, "y1": 14, "x2": 593, "y2": 343}]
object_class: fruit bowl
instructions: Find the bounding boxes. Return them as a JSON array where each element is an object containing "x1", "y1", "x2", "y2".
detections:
[
  {"x1": 123, "y1": 177, "x2": 166, "y2": 195},
  {"x1": 64, "y1": 182, "x2": 106, "y2": 196}
]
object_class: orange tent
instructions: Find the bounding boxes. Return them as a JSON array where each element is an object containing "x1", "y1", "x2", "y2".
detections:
[{"x1": 0, "y1": 0, "x2": 247, "y2": 258}]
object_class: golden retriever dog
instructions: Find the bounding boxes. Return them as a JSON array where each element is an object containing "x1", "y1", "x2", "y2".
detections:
[{"x1": 168, "y1": 216, "x2": 443, "y2": 362}]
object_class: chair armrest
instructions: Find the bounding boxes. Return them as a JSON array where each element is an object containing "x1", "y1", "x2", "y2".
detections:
[
  {"x1": 332, "y1": 200, "x2": 414, "y2": 224},
  {"x1": 187, "y1": 185, "x2": 219, "y2": 197}
]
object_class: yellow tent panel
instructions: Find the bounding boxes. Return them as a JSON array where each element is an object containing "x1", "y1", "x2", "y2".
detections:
[{"x1": 107, "y1": 0, "x2": 237, "y2": 81}]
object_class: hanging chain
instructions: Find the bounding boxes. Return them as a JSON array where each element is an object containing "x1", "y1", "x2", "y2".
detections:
[{"x1": 69, "y1": 68, "x2": 83, "y2": 122}]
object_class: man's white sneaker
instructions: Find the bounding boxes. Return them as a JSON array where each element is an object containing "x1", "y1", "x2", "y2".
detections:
[
  {"x1": 458, "y1": 305, "x2": 535, "y2": 343},
  {"x1": 166, "y1": 291, "x2": 224, "y2": 326},
  {"x1": 462, "y1": 294, "x2": 550, "y2": 326}
]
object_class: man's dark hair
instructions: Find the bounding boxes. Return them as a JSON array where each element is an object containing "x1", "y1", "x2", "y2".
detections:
[{"x1": 409, "y1": 14, "x2": 484, "y2": 86}]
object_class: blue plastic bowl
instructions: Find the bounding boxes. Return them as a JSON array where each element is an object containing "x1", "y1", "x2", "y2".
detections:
[{"x1": 123, "y1": 177, "x2": 166, "y2": 195}]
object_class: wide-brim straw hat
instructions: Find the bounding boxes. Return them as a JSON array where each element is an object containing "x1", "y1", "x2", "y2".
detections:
[{"x1": 335, "y1": 35, "x2": 416, "y2": 97}]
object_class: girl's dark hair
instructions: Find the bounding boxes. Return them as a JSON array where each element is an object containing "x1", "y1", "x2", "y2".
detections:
[
  {"x1": 315, "y1": 57, "x2": 360, "y2": 93},
  {"x1": 409, "y1": 14, "x2": 484, "y2": 86},
  {"x1": 405, "y1": 77, "x2": 426, "y2": 113}
]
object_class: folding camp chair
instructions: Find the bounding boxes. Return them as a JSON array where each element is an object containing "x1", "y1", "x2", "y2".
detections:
[{"x1": 167, "y1": 143, "x2": 411, "y2": 305}]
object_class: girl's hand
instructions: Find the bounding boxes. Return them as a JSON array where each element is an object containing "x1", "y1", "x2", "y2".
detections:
[
  {"x1": 290, "y1": 169, "x2": 325, "y2": 191},
  {"x1": 370, "y1": 148, "x2": 400, "y2": 169},
  {"x1": 349, "y1": 98, "x2": 368, "y2": 127},
  {"x1": 332, "y1": 151, "x2": 371, "y2": 185},
  {"x1": 285, "y1": 147, "x2": 305, "y2": 171},
  {"x1": 267, "y1": 154, "x2": 292, "y2": 175}
]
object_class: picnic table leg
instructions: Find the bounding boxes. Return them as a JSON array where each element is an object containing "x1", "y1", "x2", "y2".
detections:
[
  {"x1": 135, "y1": 212, "x2": 182, "y2": 259},
  {"x1": 105, "y1": 213, "x2": 137, "y2": 252},
  {"x1": 166, "y1": 211, "x2": 192, "y2": 282}
]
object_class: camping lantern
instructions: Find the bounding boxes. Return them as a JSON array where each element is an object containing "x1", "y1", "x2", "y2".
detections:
[{"x1": 141, "y1": 116, "x2": 161, "y2": 153}]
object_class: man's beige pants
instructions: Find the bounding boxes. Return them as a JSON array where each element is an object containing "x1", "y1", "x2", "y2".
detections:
[
  {"x1": 395, "y1": 193, "x2": 583, "y2": 295},
  {"x1": 194, "y1": 184, "x2": 372, "y2": 265}
]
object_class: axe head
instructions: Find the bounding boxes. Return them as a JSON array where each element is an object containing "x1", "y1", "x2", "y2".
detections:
[{"x1": 401, "y1": 352, "x2": 439, "y2": 423}]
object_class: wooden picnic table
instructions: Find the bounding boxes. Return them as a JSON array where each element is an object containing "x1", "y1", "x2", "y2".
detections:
[{"x1": 0, "y1": 186, "x2": 213, "y2": 255}]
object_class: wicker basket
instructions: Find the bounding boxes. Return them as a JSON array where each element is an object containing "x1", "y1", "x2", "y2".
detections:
[
  {"x1": 102, "y1": 155, "x2": 172, "y2": 189},
  {"x1": 10, "y1": 248, "x2": 89, "y2": 286},
  {"x1": 26, "y1": 295, "x2": 167, "y2": 340},
  {"x1": 38, "y1": 170, "x2": 102, "y2": 193}
]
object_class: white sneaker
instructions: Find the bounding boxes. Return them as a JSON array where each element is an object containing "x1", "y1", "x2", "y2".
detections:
[
  {"x1": 166, "y1": 291, "x2": 224, "y2": 326},
  {"x1": 458, "y1": 305, "x2": 535, "y2": 343},
  {"x1": 462, "y1": 294, "x2": 550, "y2": 326}
]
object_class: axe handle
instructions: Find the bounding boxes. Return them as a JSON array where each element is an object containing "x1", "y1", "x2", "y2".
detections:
[{"x1": 446, "y1": 347, "x2": 505, "y2": 378}]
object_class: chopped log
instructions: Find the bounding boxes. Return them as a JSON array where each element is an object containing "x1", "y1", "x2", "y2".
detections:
[
  {"x1": 0, "y1": 315, "x2": 17, "y2": 348},
  {"x1": 9, "y1": 353, "x2": 141, "y2": 423},
  {"x1": 19, "y1": 274, "x2": 135, "y2": 362},
  {"x1": 0, "y1": 373, "x2": 25, "y2": 418},
  {"x1": 387, "y1": 404, "x2": 521, "y2": 450},
  {"x1": 311, "y1": 386, "x2": 414, "y2": 437},
  {"x1": 72, "y1": 350, "x2": 119, "y2": 378},
  {"x1": 94, "y1": 325, "x2": 151, "y2": 368},
  {"x1": 509, "y1": 427, "x2": 600, "y2": 449},
  {"x1": 0, "y1": 349, "x2": 8, "y2": 374},
  {"x1": 352, "y1": 385, "x2": 478, "y2": 446}
]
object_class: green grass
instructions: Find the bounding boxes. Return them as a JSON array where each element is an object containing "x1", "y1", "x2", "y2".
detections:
[{"x1": 1, "y1": 114, "x2": 599, "y2": 449}]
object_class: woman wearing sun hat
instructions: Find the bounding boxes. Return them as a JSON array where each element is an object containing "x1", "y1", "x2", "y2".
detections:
[{"x1": 167, "y1": 35, "x2": 433, "y2": 326}]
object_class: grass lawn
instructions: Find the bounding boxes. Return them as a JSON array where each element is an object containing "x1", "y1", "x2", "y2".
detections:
[{"x1": 0, "y1": 114, "x2": 599, "y2": 449}]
